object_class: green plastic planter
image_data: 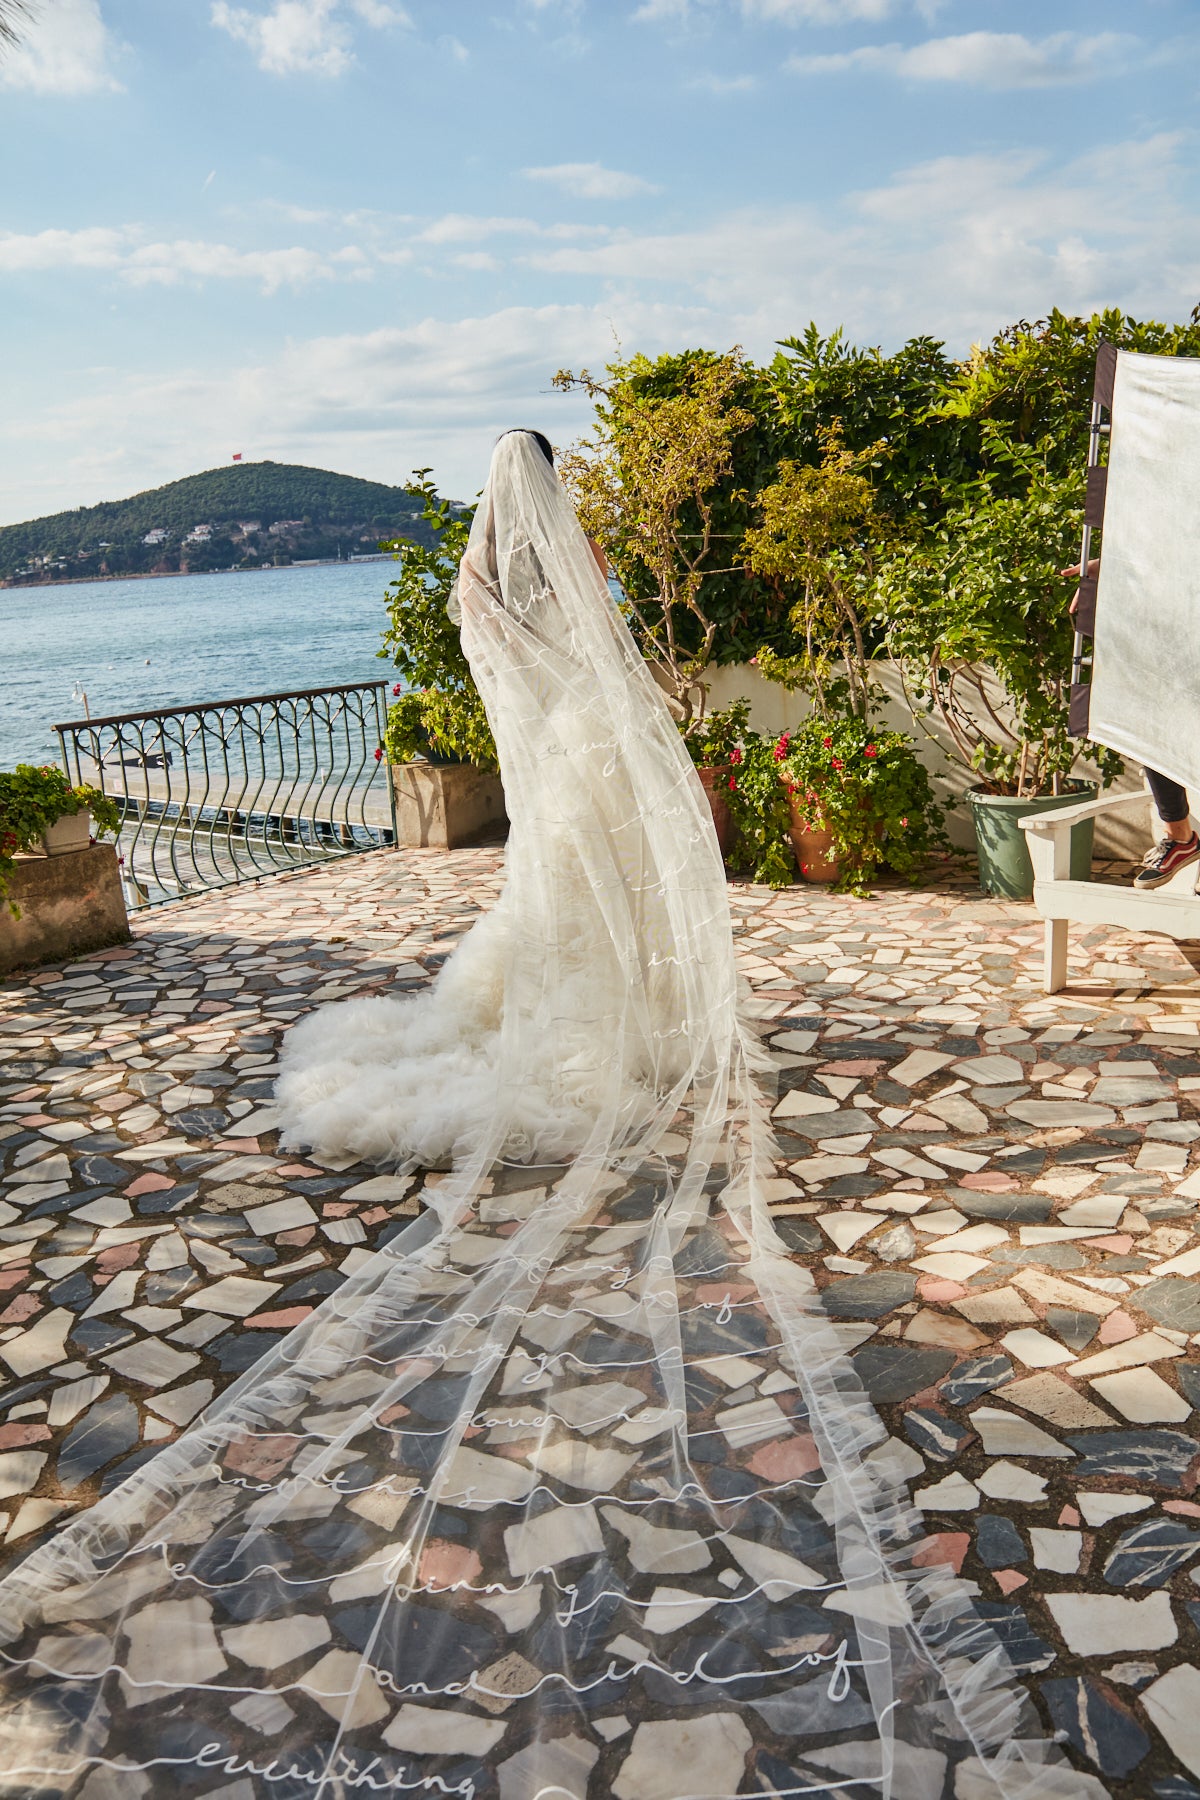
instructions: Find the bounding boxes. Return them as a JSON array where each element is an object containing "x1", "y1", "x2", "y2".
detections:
[{"x1": 968, "y1": 782, "x2": 1097, "y2": 901}]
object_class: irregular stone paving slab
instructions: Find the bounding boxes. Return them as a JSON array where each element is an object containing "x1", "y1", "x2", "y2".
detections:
[{"x1": 5, "y1": 845, "x2": 1200, "y2": 1794}]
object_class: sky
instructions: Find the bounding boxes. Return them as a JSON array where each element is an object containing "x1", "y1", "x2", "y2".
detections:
[{"x1": 0, "y1": 0, "x2": 1196, "y2": 522}]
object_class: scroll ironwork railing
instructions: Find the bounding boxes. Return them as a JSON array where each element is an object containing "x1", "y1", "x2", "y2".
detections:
[{"x1": 55, "y1": 682, "x2": 397, "y2": 909}]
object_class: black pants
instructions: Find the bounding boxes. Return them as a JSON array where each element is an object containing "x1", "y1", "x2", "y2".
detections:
[{"x1": 1147, "y1": 768, "x2": 1192, "y2": 826}]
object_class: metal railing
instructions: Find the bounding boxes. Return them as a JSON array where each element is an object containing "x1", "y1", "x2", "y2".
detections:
[{"x1": 55, "y1": 681, "x2": 397, "y2": 908}]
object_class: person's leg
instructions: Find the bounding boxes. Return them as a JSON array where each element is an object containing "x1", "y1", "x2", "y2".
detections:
[
  {"x1": 1146, "y1": 770, "x2": 1193, "y2": 838},
  {"x1": 1135, "y1": 769, "x2": 1199, "y2": 888}
]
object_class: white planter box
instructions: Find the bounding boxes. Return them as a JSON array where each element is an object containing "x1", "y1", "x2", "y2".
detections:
[{"x1": 41, "y1": 810, "x2": 91, "y2": 856}]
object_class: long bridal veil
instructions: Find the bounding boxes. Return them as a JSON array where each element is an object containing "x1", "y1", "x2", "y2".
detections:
[{"x1": 0, "y1": 434, "x2": 1094, "y2": 1799}]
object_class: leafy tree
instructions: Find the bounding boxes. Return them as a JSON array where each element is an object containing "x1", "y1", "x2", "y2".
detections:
[
  {"x1": 763, "y1": 325, "x2": 980, "y2": 525},
  {"x1": 555, "y1": 348, "x2": 790, "y2": 703},
  {"x1": 938, "y1": 307, "x2": 1200, "y2": 484},
  {"x1": 877, "y1": 468, "x2": 1123, "y2": 798},
  {"x1": 742, "y1": 428, "x2": 886, "y2": 722}
]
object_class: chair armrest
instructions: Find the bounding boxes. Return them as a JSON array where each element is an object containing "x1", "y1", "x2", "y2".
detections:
[{"x1": 1018, "y1": 789, "x2": 1149, "y2": 836}]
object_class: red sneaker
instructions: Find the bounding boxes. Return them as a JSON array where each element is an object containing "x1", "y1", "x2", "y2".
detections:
[{"x1": 1134, "y1": 832, "x2": 1200, "y2": 889}]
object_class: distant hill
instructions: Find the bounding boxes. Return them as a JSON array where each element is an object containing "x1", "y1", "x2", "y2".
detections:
[{"x1": 0, "y1": 460, "x2": 439, "y2": 585}]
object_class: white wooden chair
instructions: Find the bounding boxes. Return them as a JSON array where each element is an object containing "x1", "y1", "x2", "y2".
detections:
[{"x1": 1021, "y1": 791, "x2": 1200, "y2": 993}]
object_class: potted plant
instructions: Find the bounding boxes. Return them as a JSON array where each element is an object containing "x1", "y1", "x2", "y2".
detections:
[
  {"x1": 680, "y1": 700, "x2": 749, "y2": 858},
  {"x1": 878, "y1": 469, "x2": 1123, "y2": 899},
  {"x1": 774, "y1": 714, "x2": 947, "y2": 895},
  {"x1": 0, "y1": 763, "x2": 121, "y2": 916},
  {"x1": 378, "y1": 476, "x2": 506, "y2": 848}
]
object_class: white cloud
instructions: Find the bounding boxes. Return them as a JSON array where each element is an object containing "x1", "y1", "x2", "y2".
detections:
[
  {"x1": 788, "y1": 30, "x2": 1135, "y2": 87},
  {"x1": 687, "y1": 71, "x2": 756, "y2": 92},
  {"x1": 521, "y1": 132, "x2": 1200, "y2": 348},
  {"x1": 210, "y1": 0, "x2": 407, "y2": 77},
  {"x1": 523, "y1": 162, "x2": 658, "y2": 200},
  {"x1": 745, "y1": 0, "x2": 893, "y2": 21},
  {"x1": 0, "y1": 227, "x2": 360, "y2": 293},
  {"x1": 636, "y1": 0, "x2": 903, "y2": 21},
  {"x1": 0, "y1": 0, "x2": 123, "y2": 95},
  {"x1": 6, "y1": 133, "x2": 1200, "y2": 522}
]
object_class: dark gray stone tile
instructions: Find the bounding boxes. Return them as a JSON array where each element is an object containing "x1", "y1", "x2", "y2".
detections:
[
  {"x1": 1068, "y1": 1430, "x2": 1200, "y2": 1490},
  {"x1": 975, "y1": 1514, "x2": 1026, "y2": 1569},
  {"x1": 821, "y1": 1272, "x2": 917, "y2": 1319},
  {"x1": 1103, "y1": 1517, "x2": 1200, "y2": 1588},
  {"x1": 940, "y1": 1354, "x2": 1016, "y2": 1407},
  {"x1": 57, "y1": 1394, "x2": 140, "y2": 1490},
  {"x1": 1042, "y1": 1676, "x2": 1149, "y2": 1778},
  {"x1": 850, "y1": 1344, "x2": 954, "y2": 1404}
]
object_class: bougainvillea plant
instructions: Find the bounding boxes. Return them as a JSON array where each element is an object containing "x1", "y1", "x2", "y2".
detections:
[{"x1": 776, "y1": 713, "x2": 948, "y2": 896}]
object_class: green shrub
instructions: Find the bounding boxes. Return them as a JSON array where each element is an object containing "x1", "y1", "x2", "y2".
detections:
[{"x1": 0, "y1": 764, "x2": 121, "y2": 914}]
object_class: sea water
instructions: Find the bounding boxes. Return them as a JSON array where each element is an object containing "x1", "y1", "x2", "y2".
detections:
[{"x1": 1, "y1": 562, "x2": 401, "y2": 769}]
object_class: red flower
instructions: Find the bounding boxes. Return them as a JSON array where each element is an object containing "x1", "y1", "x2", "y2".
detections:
[
  {"x1": 900, "y1": 816, "x2": 908, "y2": 828},
  {"x1": 392, "y1": 683, "x2": 403, "y2": 696},
  {"x1": 374, "y1": 747, "x2": 383, "y2": 762},
  {"x1": 784, "y1": 782, "x2": 796, "y2": 796},
  {"x1": 727, "y1": 776, "x2": 737, "y2": 792},
  {"x1": 822, "y1": 736, "x2": 832, "y2": 749},
  {"x1": 864, "y1": 744, "x2": 877, "y2": 758},
  {"x1": 730, "y1": 747, "x2": 743, "y2": 766},
  {"x1": 831, "y1": 757, "x2": 843, "y2": 771}
]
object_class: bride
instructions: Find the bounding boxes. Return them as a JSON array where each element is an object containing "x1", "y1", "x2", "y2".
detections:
[{"x1": 0, "y1": 432, "x2": 1089, "y2": 1799}]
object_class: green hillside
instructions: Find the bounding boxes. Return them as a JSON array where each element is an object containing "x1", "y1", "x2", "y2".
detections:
[{"x1": 0, "y1": 460, "x2": 438, "y2": 584}]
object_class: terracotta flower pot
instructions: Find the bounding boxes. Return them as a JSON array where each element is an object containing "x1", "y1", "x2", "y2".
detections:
[
  {"x1": 786, "y1": 798, "x2": 840, "y2": 884},
  {"x1": 697, "y1": 765, "x2": 734, "y2": 860}
]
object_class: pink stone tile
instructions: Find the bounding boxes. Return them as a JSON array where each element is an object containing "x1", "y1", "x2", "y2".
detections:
[
  {"x1": 243, "y1": 1306, "x2": 314, "y2": 1330},
  {"x1": 276, "y1": 1227, "x2": 316, "y2": 1246},
  {"x1": 0, "y1": 1422, "x2": 51, "y2": 1450},
  {"x1": 1164, "y1": 1501, "x2": 1200, "y2": 1518},
  {"x1": 276, "y1": 1163, "x2": 322, "y2": 1178},
  {"x1": 96, "y1": 1093, "x2": 136, "y2": 1114},
  {"x1": 1090, "y1": 1234, "x2": 1133, "y2": 1254},
  {"x1": 817, "y1": 1060, "x2": 884, "y2": 1076},
  {"x1": 124, "y1": 1173, "x2": 175, "y2": 1197},
  {"x1": 95, "y1": 1243, "x2": 141, "y2": 1274},
  {"x1": 958, "y1": 1173, "x2": 1017, "y2": 1192},
  {"x1": 0, "y1": 1295, "x2": 41, "y2": 1325},
  {"x1": 223, "y1": 1434, "x2": 301, "y2": 1479},
  {"x1": 745, "y1": 1434, "x2": 822, "y2": 1483},
  {"x1": 419, "y1": 1540, "x2": 483, "y2": 1591},
  {"x1": 912, "y1": 1532, "x2": 969, "y2": 1575},
  {"x1": 16, "y1": 1114, "x2": 54, "y2": 1127},
  {"x1": 694, "y1": 1281, "x2": 759, "y2": 1307},
  {"x1": 0, "y1": 1269, "x2": 30, "y2": 1292},
  {"x1": 917, "y1": 1278, "x2": 968, "y2": 1303},
  {"x1": 215, "y1": 1138, "x2": 260, "y2": 1153},
  {"x1": 1098, "y1": 1309, "x2": 1139, "y2": 1345},
  {"x1": 993, "y1": 1570, "x2": 1028, "y2": 1595},
  {"x1": 1058, "y1": 1505, "x2": 1081, "y2": 1526},
  {"x1": 322, "y1": 1202, "x2": 356, "y2": 1217}
]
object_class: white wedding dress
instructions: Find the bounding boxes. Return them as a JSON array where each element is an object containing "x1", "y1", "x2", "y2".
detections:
[{"x1": 0, "y1": 435, "x2": 1093, "y2": 1800}]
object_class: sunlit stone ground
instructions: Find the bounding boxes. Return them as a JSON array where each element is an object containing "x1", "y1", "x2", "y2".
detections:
[{"x1": 4, "y1": 844, "x2": 1200, "y2": 1794}]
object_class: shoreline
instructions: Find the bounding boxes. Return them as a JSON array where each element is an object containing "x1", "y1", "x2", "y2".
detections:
[{"x1": 0, "y1": 554, "x2": 397, "y2": 592}]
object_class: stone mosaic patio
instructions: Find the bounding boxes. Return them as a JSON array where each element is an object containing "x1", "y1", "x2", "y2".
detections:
[{"x1": 5, "y1": 846, "x2": 1200, "y2": 1794}]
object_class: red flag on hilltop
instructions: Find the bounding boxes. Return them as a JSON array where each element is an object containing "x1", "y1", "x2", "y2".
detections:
[{"x1": 232, "y1": 452, "x2": 243, "y2": 462}]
